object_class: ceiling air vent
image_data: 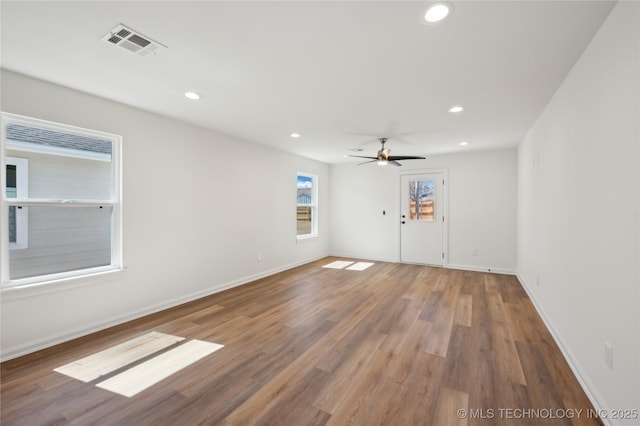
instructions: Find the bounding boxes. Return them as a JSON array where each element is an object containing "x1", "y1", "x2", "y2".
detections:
[{"x1": 101, "y1": 24, "x2": 166, "y2": 57}]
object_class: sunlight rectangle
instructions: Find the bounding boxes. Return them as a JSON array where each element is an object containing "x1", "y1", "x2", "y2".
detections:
[
  {"x1": 346, "y1": 262, "x2": 374, "y2": 271},
  {"x1": 96, "y1": 340, "x2": 223, "y2": 397},
  {"x1": 322, "y1": 260, "x2": 354, "y2": 269},
  {"x1": 54, "y1": 332, "x2": 184, "y2": 382}
]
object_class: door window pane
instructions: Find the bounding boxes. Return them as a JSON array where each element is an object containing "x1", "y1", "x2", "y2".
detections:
[{"x1": 409, "y1": 180, "x2": 435, "y2": 221}]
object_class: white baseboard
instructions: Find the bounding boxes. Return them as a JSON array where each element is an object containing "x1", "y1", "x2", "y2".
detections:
[
  {"x1": 328, "y1": 252, "x2": 399, "y2": 264},
  {"x1": 446, "y1": 263, "x2": 516, "y2": 275},
  {"x1": 516, "y1": 273, "x2": 613, "y2": 426},
  {"x1": 0, "y1": 253, "x2": 329, "y2": 362},
  {"x1": 328, "y1": 254, "x2": 516, "y2": 276}
]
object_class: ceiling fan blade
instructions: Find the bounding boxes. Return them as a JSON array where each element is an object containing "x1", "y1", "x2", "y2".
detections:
[
  {"x1": 357, "y1": 159, "x2": 378, "y2": 165},
  {"x1": 347, "y1": 155, "x2": 378, "y2": 160},
  {"x1": 350, "y1": 138, "x2": 424, "y2": 166},
  {"x1": 387, "y1": 155, "x2": 426, "y2": 160}
]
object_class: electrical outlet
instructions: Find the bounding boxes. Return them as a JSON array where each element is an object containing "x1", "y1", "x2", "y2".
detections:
[
  {"x1": 604, "y1": 342, "x2": 613, "y2": 369},
  {"x1": 472, "y1": 248, "x2": 478, "y2": 256},
  {"x1": 536, "y1": 276, "x2": 540, "y2": 286},
  {"x1": 257, "y1": 253, "x2": 262, "y2": 262}
]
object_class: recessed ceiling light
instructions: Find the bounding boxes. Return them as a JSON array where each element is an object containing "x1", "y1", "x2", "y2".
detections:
[
  {"x1": 449, "y1": 105, "x2": 464, "y2": 113},
  {"x1": 459, "y1": 141, "x2": 469, "y2": 146},
  {"x1": 424, "y1": 2, "x2": 453, "y2": 23},
  {"x1": 290, "y1": 133, "x2": 301, "y2": 138},
  {"x1": 184, "y1": 91, "x2": 201, "y2": 100}
]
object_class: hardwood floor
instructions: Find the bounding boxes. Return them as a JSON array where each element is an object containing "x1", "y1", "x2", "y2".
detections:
[{"x1": 1, "y1": 258, "x2": 602, "y2": 425}]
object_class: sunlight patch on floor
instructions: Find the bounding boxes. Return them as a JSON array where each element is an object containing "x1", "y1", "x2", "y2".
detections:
[
  {"x1": 96, "y1": 340, "x2": 223, "y2": 397},
  {"x1": 346, "y1": 262, "x2": 374, "y2": 271},
  {"x1": 54, "y1": 331, "x2": 184, "y2": 382},
  {"x1": 322, "y1": 260, "x2": 374, "y2": 271},
  {"x1": 54, "y1": 332, "x2": 223, "y2": 397},
  {"x1": 322, "y1": 260, "x2": 354, "y2": 269}
]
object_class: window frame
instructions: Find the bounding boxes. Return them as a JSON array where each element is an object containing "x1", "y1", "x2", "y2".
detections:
[
  {"x1": 6, "y1": 156, "x2": 29, "y2": 250},
  {"x1": 1, "y1": 112, "x2": 123, "y2": 289},
  {"x1": 296, "y1": 172, "x2": 318, "y2": 240}
]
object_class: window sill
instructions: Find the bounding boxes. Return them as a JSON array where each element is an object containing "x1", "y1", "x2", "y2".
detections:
[
  {"x1": 1, "y1": 267, "x2": 124, "y2": 301},
  {"x1": 296, "y1": 234, "x2": 318, "y2": 243}
]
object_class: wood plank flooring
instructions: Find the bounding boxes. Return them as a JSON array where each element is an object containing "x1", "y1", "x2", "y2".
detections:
[{"x1": 1, "y1": 258, "x2": 603, "y2": 425}]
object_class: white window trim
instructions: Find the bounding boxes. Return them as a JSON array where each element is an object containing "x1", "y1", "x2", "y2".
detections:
[
  {"x1": 296, "y1": 172, "x2": 318, "y2": 240},
  {"x1": 6, "y1": 139, "x2": 111, "y2": 162},
  {"x1": 6, "y1": 156, "x2": 29, "y2": 250},
  {"x1": 1, "y1": 112, "x2": 123, "y2": 290}
]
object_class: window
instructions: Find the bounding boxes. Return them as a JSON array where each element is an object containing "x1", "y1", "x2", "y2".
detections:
[
  {"x1": 1, "y1": 113, "x2": 122, "y2": 287},
  {"x1": 6, "y1": 157, "x2": 29, "y2": 249},
  {"x1": 296, "y1": 172, "x2": 317, "y2": 239},
  {"x1": 409, "y1": 179, "x2": 435, "y2": 221}
]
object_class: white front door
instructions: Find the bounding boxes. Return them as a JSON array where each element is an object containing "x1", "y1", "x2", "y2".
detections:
[{"x1": 400, "y1": 173, "x2": 444, "y2": 265}]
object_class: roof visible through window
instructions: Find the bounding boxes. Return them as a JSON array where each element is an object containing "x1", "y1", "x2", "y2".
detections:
[{"x1": 6, "y1": 124, "x2": 112, "y2": 154}]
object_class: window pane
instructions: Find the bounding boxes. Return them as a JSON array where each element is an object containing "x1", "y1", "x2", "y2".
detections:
[
  {"x1": 6, "y1": 164, "x2": 17, "y2": 189},
  {"x1": 8, "y1": 206, "x2": 112, "y2": 280},
  {"x1": 297, "y1": 206, "x2": 312, "y2": 236},
  {"x1": 409, "y1": 180, "x2": 435, "y2": 221},
  {"x1": 8, "y1": 206, "x2": 16, "y2": 243},
  {"x1": 6, "y1": 123, "x2": 112, "y2": 200},
  {"x1": 297, "y1": 175, "x2": 313, "y2": 205},
  {"x1": 6, "y1": 165, "x2": 18, "y2": 243}
]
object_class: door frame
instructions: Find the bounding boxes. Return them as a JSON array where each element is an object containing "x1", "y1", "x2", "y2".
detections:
[{"x1": 399, "y1": 168, "x2": 449, "y2": 266}]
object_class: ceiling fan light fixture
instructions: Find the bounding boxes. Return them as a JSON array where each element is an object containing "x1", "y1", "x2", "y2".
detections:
[
  {"x1": 347, "y1": 137, "x2": 425, "y2": 166},
  {"x1": 424, "y1": 2, "x2": 453, "y2": 23}
]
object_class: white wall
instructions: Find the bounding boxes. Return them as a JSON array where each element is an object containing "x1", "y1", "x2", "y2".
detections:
[
  {"x1": 330, "y1": 148, "x2": 517, "y2": 273},
  {"x1": 0, "y1": 70, "x2": 330, "y2": 360},
  {"x1": 517, "y1": 2, "x2": 639, "y2": 421}
]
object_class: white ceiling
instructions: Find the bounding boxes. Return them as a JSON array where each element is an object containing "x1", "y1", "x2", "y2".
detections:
[{"x1": 0, "y1": 1, "x2": 615, "y2": 164}]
